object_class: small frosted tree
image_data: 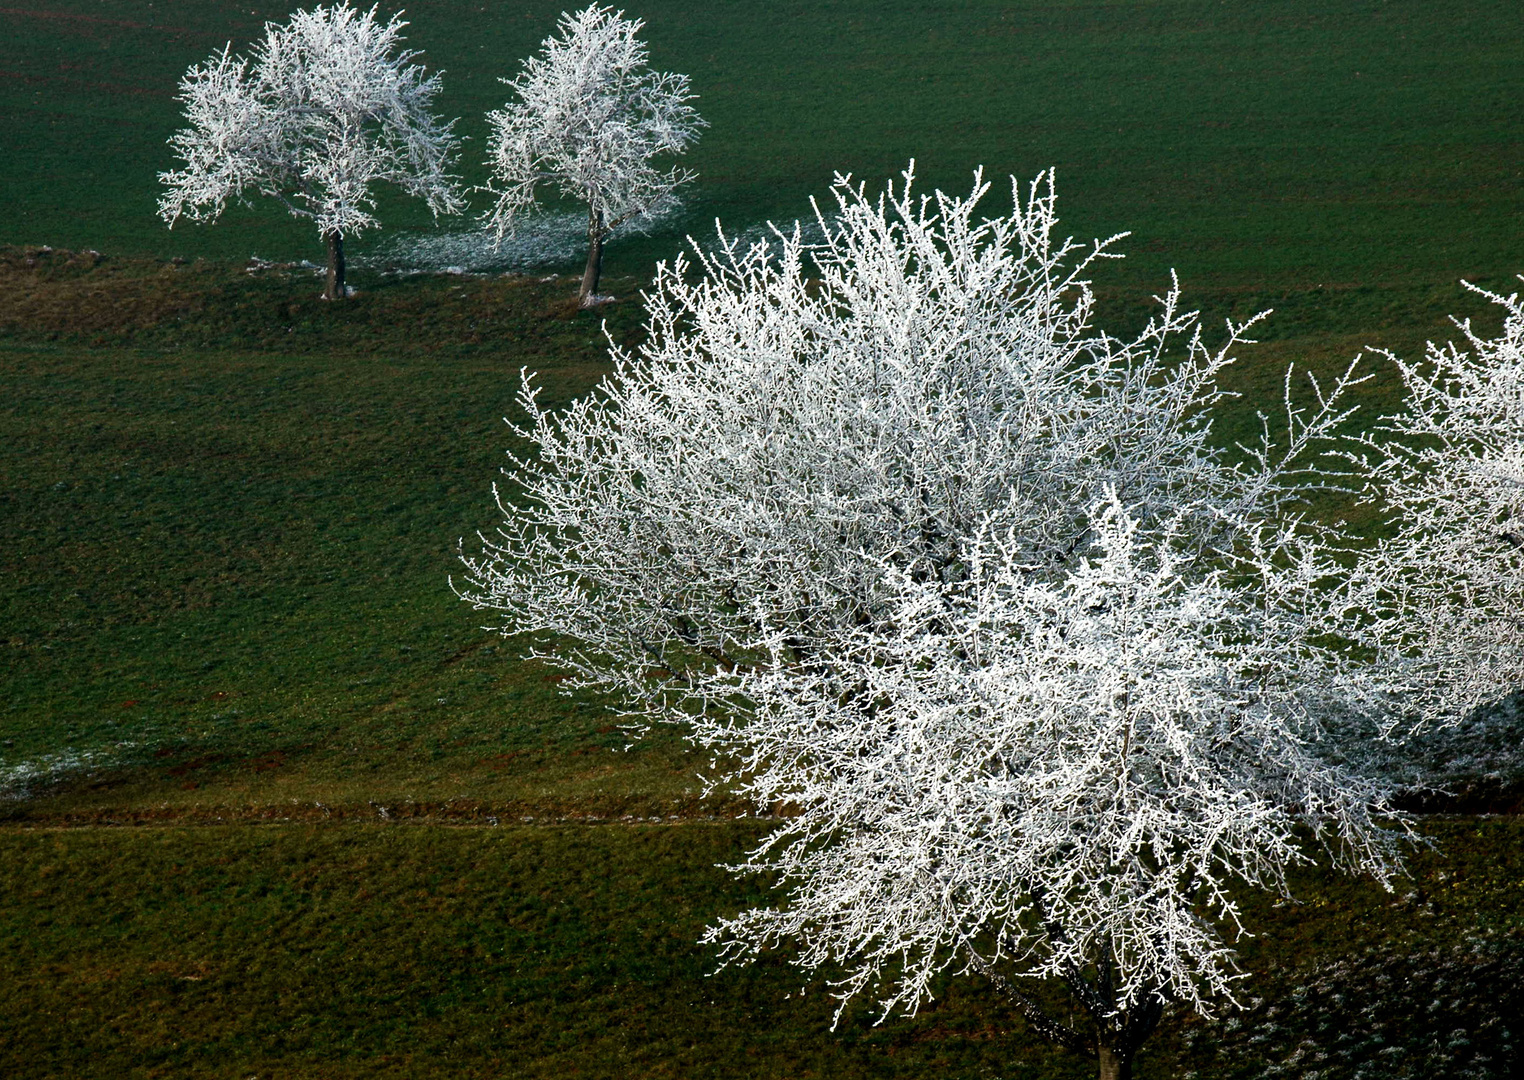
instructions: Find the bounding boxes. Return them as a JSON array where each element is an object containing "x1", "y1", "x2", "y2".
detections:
[
  {"x1": 459, "y1": 167, "x2": 1410, "y2": 1079},
  {"x1": 159, "y1": 2, "x2": 464, "y2": 300},
  {"x1": 1353, "y1": 281, "x2": 1524, "y2": 722},
  {"x1": 483, "y1": 4, "x2": 704, "y2": 307}
]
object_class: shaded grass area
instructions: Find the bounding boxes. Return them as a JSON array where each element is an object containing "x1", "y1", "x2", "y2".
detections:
[
  {"x1": 1, "y1": 820, "x2": 1049, "y2": 1080},
  {"x1": 0, "y1": 817, "x2": 1518, "y2": 1079},
  {"x1": 0, "y1": 246, "x2": 647, "y2": 354},
  {"x1": 0, "y1": 251, "x2": 715, "y2": 818},
  {"x1": 1, "y1": 0, "x2": 1520, "y2": 294}
]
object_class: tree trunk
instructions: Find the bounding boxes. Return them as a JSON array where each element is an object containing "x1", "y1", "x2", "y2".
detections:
[
  {"x1": 1096, "y1": 1044, "x2": 1132, "y2": 1080},
  {"x1": 323, "y1": 230, "x2": 347, "y2": 301},
  {"x1": 578, "y1": 207, "x2": 605, "y2": 307}
]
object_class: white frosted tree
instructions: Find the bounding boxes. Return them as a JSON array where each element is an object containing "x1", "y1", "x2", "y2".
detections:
[
  {"x1": 159, "y1": 2, "x2": 464, "y2": 300},
  {"x1": 458, "y1": 167, "x2": 1410, "y2": 1080},
  {"x1": 1352, "y1": 281, "x2": 1524, "y2": 723},
  {"x1": 482, "y1": 4, "x2": 704, "y2": 307}
]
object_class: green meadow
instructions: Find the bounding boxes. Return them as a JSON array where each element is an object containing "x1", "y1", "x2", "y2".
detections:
[
  {"x1": 2, "y1": 0, "x2": 1522, "y2": 1076},
  {"x1": 7, "y1": 0, "x2": 1523, "y2": 292}
]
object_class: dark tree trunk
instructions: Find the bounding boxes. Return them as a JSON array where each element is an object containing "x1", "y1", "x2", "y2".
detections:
[
  {"x1": 1097, "y1": 1044, "x2": 1132, "y2": 1080},
  {"x1": 975, "y1": 934, "x2": 1163, "y2": 1080},
  {"x1": 578, "y1": 207, "x2": 605, "y2": 307},
  {"x1": 323, "y1": 230, "x2": 346, "y2": 300}
]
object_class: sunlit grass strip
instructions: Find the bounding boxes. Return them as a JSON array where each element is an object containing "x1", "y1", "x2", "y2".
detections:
[{"x1": 0, "y1": 817, "x2": 1518, "y2": 1079}]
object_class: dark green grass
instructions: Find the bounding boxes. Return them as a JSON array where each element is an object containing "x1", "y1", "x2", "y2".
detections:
[
  {"x1": 0, "y1": 253, "x2": 717, "y2": 816},
  {"x1": 0, "y1": 817, "x2": 1518, "y2": 1079},
  {"x1": 2, "y1": 0, "x2": 1520, "y2": 295}
]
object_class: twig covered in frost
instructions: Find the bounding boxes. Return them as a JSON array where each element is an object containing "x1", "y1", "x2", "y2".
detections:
[
  {"x1": 459, "y1": 165, "x2": 1407, "y2": 1079},
  {"x1": 482, "y1": 4, "x2": 703, "y2": 305},
  {"x1": 159, "y1": 1, "x2": 463, "y2": 298},
  {"x1": 1350, "y1": 281, "x2": 1524, "y2": 726}
]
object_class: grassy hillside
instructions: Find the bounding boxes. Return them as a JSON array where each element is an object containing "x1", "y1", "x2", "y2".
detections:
[
  {"x1": 3, "y1": 242, "x2": 1522, "y2": 1079},
  {"x1": 3, "y1": 245, "x2": 1512, "y2": 820},
  {"x1": 3, "y1": 0, "x2": 1523, "y2": 1076},
  {"x1": 0, "y1": 250, "x2": 716, "y2": 818},
  {"x1": 2, "y1": 817, "x2": 1520, "y2": 1079},
  {"x1": 3, "y1": 0, "x2": 1520, "y2": 293}
]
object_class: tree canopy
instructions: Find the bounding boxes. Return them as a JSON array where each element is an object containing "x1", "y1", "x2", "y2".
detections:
[
  {"x1": 1352, "y1": 281, "x2": 1524, "y2": 723},
  {"x1": 460, "y1": 167, "x2": 1418, "y2": 1078},
  {"x1": 482, "y1": 4, "x2": 703, "y2": 305},
  {"x1": 159, "y1": 1, "x2": 463, "y2": 298}
]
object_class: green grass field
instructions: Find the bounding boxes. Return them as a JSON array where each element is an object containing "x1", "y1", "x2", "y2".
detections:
[
  {"x1": 3, "y1": 0, "x2": 1524, "y2": 1076},
  {"x1": 2, "y1": 815, "x2": 1519, "y2": 1078},
  {"x1": 6, "y1": 0, "x2": 1522, "y2": 291}
]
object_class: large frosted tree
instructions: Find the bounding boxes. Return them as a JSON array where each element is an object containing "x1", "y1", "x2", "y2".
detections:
[
  {"x1": 459, "y1": 167, "x2": 1411, "y2": 1079},
  {"x1": 159, "y1": 2, "x2": 463, "y2": 300},
  {"x1": 1352, "y1": 281, "x2": 1524, "y2": 723},
  {"x1": 482, "y1": 4, "x2": 704, "y2": 307}
]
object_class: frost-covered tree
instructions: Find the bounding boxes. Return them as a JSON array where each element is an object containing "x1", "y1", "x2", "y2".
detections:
[
  {"x1": 1353, "y1": 281, "x2": 1524, "y2": 723},
  {"x1": 159, "y1": 2, "x2": 463, "y2": 300},
  {"x1": 482, "y1": 4, "x2": 704, "y2": 307},
  {"x1": 458, "y1": 167, "x2": 1409, "y2": 1080}
]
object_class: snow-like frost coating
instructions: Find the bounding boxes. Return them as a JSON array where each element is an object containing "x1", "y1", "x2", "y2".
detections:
[
  {"x1": 0, "y1": 744, "x2": 139, "y2": 801},
  {"x1": 159, "y1": 2, "x2": 463, "y2": 240},
  {"x1": 1352, "y1": 282, "x2": 1524, "y2": 725},
  {"x1": 361, "y1": 205, "x2": 681, "y2": 274},
  {"x1": 481, "y1": 4, "x2": 703, "y2": 245},
  {"x1": 459, "y1": 166, "x2": 1412, "y2": 1059}
]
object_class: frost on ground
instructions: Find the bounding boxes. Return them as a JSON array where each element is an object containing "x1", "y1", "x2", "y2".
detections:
[
  {"x1": 361, "y1": 205, "x2": 681, "y2": 274},
  {"x1": 692, "y1": 215, "x2": 832, "y2": 261},
  {"x1": 1180, "y1": 937, "x2": 1522, "y2": 1080},
  {"x1": 0, "y1": 743, "x2": 137, "y2": 800},
  {"x1": 358, "y1": 207, "x2": 827, "y2": 276},
  {"x1": 1392, "y1": 695, "x2": 1524, "y2": 801},
  {"x1": 1330, "y1": 694, "x2": 1524, "y2": 808}
]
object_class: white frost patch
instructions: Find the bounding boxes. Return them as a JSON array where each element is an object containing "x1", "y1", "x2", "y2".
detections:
[
  {"x1": 1371, "y1": 695, "x2": 1524, "y2": 791},
  {"x1": 362, "y1": 205, "x2": 681, "y2": 274},
  {"x1": 695, "y1": 216, "x2": 831, "y2": 260},
  {"x1": 358, "y1": 205, "x2": 840, "y2": 277},
  {"x1": 0, "y1": 743, "x2": 137, "y2": 800}
]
